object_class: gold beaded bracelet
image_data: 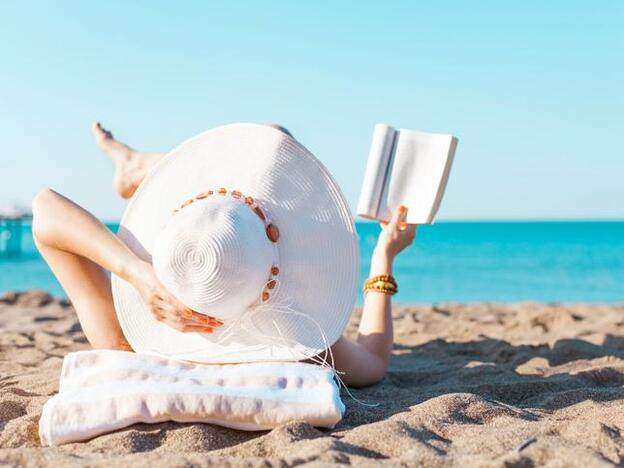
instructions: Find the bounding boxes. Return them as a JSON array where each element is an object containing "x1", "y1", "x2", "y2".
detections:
[
  {"x1": 369, "y1": 274, "x2": 397, "y2": 286},
  {"x1": 363, "y1": 274, "x2": 398, "y2": 295},
  {"x1": 364, "y1": 274, "x2": 397, "y2": 288},
  {"x1": 364, "y1": 282, "x2": 398, "y2": 295}
]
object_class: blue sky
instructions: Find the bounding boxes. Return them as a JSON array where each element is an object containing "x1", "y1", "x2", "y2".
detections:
[{"x1": 1, "y1": 1, "x2": 622, "y2": 221}]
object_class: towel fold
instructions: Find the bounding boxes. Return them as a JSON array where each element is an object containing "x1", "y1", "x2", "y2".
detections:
[{"x1": 39, "y1": 350, "x2": 345, "y2": 446}]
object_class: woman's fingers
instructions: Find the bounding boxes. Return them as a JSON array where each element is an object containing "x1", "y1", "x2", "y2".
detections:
[
  {"x1": 387, "y1": 205, "x2": 405, "y2": 229},
  {"x1": 140, "y1": 273, "x2": 225, "y2": 332},
  {"x1": 145, "y1": 282, "x2": 225, "y2": 330},
  {"x1": 397, "y1": 205, "x2": 408, "y2": 222},
  {"x1": 380, "y1": 206, "x2": 409, "y2": 229},
  {"x1": 181, "y1": 324, "x2": 215, "y2": 334},
  {"x1": 158, "y1": 316, "x2": 214, "y2": 333},
  {"x1": 155, "y1": 307, "x2": 216, "y2": 333},
  {"x1": 176, "y1": 309, "x2": 222, "y2": 327},
  {"x1": 391, "y1": 206, "x2": 416, "y2": 248},
  {"x1": 391, "y1": 206, "x2": 416, "y2": 234},
  {"x1": 165, "y1": 294, "x2": 223, "y2": 326},
  {"x1": 186, "y1": 310, "x2": 223, "y2": 326},
  {"x1": 375, "y1": 205, "x2": 418, "y2": 257},
  {"x1": 386, "y1": 205, "x2": 407, "y2": 230},
  {"x1": 150, "y1": 299, "x2": 223, "y2": 330}
]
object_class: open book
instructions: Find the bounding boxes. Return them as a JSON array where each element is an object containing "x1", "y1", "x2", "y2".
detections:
[{"x1": 356, "y1": 124, "x2": 458, "y2": 224}]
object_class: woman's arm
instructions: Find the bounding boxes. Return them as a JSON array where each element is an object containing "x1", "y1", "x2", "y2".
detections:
[
  {"x1": 331, "y1": 206, "x2": 416, "y2": 388},
  {"x1": 32, "y1": 188, "x2": 220, "y2": 333}
]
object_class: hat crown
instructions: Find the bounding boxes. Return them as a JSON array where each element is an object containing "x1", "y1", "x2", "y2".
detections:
[{"x1": 152, "y1": 197, "x2": 274, "y2": 320}]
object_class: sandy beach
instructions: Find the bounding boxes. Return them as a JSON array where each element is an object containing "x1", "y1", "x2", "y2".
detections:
[{"x1": 2, "y1": 290, "x2": 624, "y2": 466}]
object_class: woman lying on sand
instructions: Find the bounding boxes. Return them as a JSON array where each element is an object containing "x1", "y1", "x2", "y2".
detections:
[{"x1": 31, "y1": 123, "x2": 416, "y2": 387}]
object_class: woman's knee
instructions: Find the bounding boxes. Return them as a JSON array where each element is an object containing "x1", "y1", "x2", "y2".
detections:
[{"x1": 31, "y1": 188, "x2": 61, "y2": 243}]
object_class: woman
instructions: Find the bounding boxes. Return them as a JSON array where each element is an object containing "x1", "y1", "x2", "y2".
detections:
[{"x1": 32, "y1": 123, "x2": 416, "y2": 388}]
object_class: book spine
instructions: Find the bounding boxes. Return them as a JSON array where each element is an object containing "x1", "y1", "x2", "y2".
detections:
[
  {"x1": 356, "y1": 124, "x2": 397, "y2": 219},
  {"x1": 375, "y1": 129, "x2": 399, "y2": 222}
]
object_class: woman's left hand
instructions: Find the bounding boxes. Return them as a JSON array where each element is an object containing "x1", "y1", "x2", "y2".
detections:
[
  {"x1": 132, "y1": 261, "x2": 223, "y2": 333},
  {"x1": 376, "y1": 205, "x2": 417, "y2": 259}
]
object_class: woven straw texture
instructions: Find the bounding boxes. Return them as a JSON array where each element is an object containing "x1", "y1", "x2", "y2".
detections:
[{"x1": 112, "y1": 123, "x2": 359, "y2": 363}]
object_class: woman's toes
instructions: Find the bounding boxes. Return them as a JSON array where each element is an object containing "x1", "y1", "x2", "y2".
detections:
[
  {"x1": 92, "y1": 121, "x2": 111, "y2": 141},
  {"x1": 91, "y1": 122, "x2": 101, "y2": 139},
  {"x1": 92, "y1": 122, "x2": 133, "y2": 161},
  {"x1": 91, "y1": 121, "x2": 140, "y2": 198}
]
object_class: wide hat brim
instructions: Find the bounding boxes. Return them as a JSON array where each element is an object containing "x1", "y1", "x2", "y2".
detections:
[{"x1": 112, "y1": 123, "x2": 359, "y2": 363}]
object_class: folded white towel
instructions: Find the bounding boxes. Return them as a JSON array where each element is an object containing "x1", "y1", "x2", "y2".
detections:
[{"x1": 39, "y1": 350, "x2": 345, "y2": 446}]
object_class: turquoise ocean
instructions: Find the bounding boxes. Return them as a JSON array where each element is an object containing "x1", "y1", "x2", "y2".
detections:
[{"x1": 1, "y1": 221, "x2": 622, "y2": 304}]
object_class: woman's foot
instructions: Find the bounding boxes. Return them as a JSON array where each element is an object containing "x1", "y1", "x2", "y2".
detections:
[{"x1": 91, "y1": 122, "x2": 147, "y2": 199}]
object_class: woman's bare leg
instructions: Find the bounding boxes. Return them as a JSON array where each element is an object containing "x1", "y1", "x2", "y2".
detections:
[
  {"x1": 32, "y1": 188, "x2": 221, "y2": 349},
  {"x1": 92, "y1": 122, "x2": 166, "y2": 199},
  {"x1": 32, "y1": 189, "x2": 133, "y2": 350},
  {"x1": 92, "y1": 122, "x2": 294, "y2": 199}
]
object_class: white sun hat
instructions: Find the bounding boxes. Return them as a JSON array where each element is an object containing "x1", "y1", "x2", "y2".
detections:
[{"x1": 111, "y1": 123, "x2": 359, "y2": 363}]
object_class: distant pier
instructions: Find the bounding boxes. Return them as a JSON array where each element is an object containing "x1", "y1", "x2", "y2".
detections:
[{"x1": 0, "y1": 205, "x2": 31, "y2": 257}]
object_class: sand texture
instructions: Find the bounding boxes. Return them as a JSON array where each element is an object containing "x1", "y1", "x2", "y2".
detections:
[{"x1": 2, "y1": 290, "x2": 624, "y2": 466}]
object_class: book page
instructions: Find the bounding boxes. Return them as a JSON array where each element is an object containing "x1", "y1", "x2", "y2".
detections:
[
  {"x1": 377, "y1": 130, "x2": 457, "y2": 224},
  {"x1": 356, "y1": 124, "x2": 397, "y2": 219},
  {"x1": 428, "y1": 136, "x2": 458, "y2": 223}
]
